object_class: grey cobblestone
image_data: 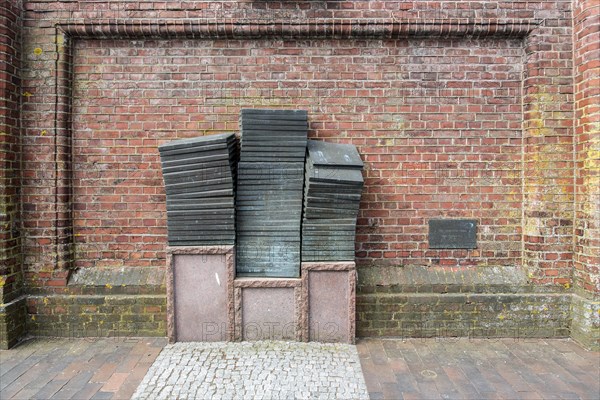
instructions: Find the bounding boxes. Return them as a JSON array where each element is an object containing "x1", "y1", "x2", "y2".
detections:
[{"x1": 132, "y1": 341, "x2": 369, "y2": 400}]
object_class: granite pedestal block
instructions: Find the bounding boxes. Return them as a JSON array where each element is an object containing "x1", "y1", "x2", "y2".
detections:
[
  {"x1": 301, "y1": 262, "x2": 356, "y2": 344},
  {"x1": 234, "y1": 277, "x2": 302, "y2": 341},
  {"x1": 166, "y1": 246, "x2": 235, "y2": 343}
]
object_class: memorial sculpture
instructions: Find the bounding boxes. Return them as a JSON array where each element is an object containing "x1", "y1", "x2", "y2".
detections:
[
  {"x1": 159, "y1": 109, "x2": 363, "y2": 271},
  {"x1": 160, "y1": 110, "x2": 363, "y2": 343}
]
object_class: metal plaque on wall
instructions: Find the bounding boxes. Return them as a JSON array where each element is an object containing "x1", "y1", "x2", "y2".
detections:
[{"x1": 428, "y1": 219, "x2": 477, "y2": 249}]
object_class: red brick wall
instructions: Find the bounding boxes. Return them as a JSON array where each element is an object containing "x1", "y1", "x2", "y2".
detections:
[
  {"x1": 0, "y1": 0, "x2": 23, "y2": 303},
  {"x1": 18, "y1": 1, "x2": 574, "y2": 290},
  {"x1": 71, "y1": 38, "x2": 524, "y2": 270},
  {"x1": 574, "y1": 0, "x2": 600, "y2": 296}
]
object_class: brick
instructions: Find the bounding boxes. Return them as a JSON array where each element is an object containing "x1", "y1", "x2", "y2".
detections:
[{"x1": 0, "y1": 0, "x2": 595, "y2": 348}]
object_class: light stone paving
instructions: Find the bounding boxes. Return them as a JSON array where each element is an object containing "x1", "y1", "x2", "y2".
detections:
[{"x1": 132, "y1": 341, "x2": 369, "y2": 400}]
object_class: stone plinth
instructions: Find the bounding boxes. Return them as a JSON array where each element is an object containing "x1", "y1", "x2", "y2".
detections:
[
  {"x1": 166, "y1": 246, "x2": 235, "y2": 342},
  {"x1": 234, "y1": 278, "x2": 302, "y2": 341},
  {"x1": 301, "y1": 262, "x2": 356, "y2": 344}
]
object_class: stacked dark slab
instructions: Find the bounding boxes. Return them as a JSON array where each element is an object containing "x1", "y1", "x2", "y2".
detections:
[
  {"x1": 236, "y1": 109, "x2": 308, "y2": 278},
  {"x1": 302, "y1": 140, "x2": 364, "y2": 261},
  {"x1": 158, "y1": 133, "x2": 238, "y2": 246}
]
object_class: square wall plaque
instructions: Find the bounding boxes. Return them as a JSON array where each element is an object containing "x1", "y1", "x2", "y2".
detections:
[{"x1": 428, "y1": 219, "x2": 477, "y2": 249}]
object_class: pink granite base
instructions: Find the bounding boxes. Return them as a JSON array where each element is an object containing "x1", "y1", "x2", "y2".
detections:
[
  {"x1": 234, "y1": 278, "x2": 302, "y2": 341},
  {"x1": 166, "y1": 246, "x2": 235, "y2": 343},
  {"x1": 301, "y1": 262, "x2": 356, "y2": 344}
]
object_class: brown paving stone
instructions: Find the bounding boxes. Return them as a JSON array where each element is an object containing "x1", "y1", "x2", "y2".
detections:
[
  {"x1": 360, "y1": 359, "x2": 383, "y2": 393},
  {"x1": 365, "y1": 339, "x2": 389, "y2": 365},
  {"x1": 90, "y1": 363, "x2": 118, "y2": 383},
  {"x1": 516, "y1": 391, "x2": 545, "y2": 400},
  {"x1": 415, "y1": 380, "x2": 443, "y2": 399},
  {"x1": 380, "y1": 382, "x2": 403, "y2": 400},
  {"x1": 115, "y1": 352, "x2": 143, "y2": 373},
  {"x1": 101, "y1": 372, "x2": 130, "y2": 392},
  {"x1": 9, "y1": 388, "x2": 40, "y2": 400},
  {"x1": 0, "y1": 338, "x2": 166, "y2": 400},
  {"x1": 71, "y1": 383, "x2": 104, "y2": 400},
  {"x1": 30, "y1": 379, "x2": 68, "y2": 400},
  {"x1": 357, "y1": 338, "x2": 599, "y2": 400},
  {"x1": 113, "y1": 364, "x2": 152, "y2": 399},
  {"x1": 494, "y1": 364, "x2": 535, "y2": 393},
  {"x1": 401, "y1": 391, "x2": 424, "y2": 400},
  {"x1": 90, "y1": 391, "x2": 113, "y2": 400},
  {"x1": 56, "y1": 361, "x2": 85, "y2": 380}
]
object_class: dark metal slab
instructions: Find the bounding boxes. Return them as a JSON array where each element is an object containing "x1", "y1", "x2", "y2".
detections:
[{"x1": 428, "y1": 219, "x2": 478, "y2": 249}]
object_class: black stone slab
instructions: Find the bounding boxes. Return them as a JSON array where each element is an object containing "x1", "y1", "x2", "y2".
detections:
[
  {"x1": 236, "y1": 197, "x2": 303, "y2": 204},
  {"x1": 168, "y1": 188, "x2": 234, "y2": 198},
  {"x1": 304, "y1": 202, "x2": 360, "y2": 212},
  {"x1": 168, "y1": 231, "x2": 236, "y2": 237},
  {"x1": 170, "y1": 242, "x2": 235, "y2": 246},
  {"x1": 165, "y1": 184, "x2": 234, "y2": 196},
  {"x1": 166, "y1": 197, "x2": 234, "y2": 206},
  {"x1": 302, "y1": 227, "x2": 357, "y2": 233},
  {"x1": 301, "y1": 253, "x2": 355, "y2": 259},
  {"x1": 161, "y1": 160, "x2": 236, "y2": 174},
  {"x1": 307, "y1": 168, "x2": 364, "y2": 186},
  {"x1": 160, "y1": 152, "x2": 236, "y2": 167},
  {"x1": 159, "y1": 142, "x2": 237, "y2": 158},
  {"x1": 164, "y1": 176, "x2": 234, "y2": 188},
  {"x1": 241, "y1": 108, "x2": 307, "y2": 117},
  {"x1": 306, "y1": 184, "x2": 363, "y2": 193},
  {"x1": 241, "y1": 118, "x2": 307, "y2": 126},
  {"x1": 167, "y1": 210, "x2": 234, "y2": 217},
  {"x1": 168, "y1": 224, "x2": 236, "y2": 231},
  {"x1": 162, "y1": 167, "x2": 235, "y2": 184},
  {"x1": 240, "y1": 156, "x2": 306, "y2": 163},
  {"x1": 240, "y1": 113, "x2": 308, "y2": 120},
  {"x1": 302, "y1": 231, "x2": 357, "y2": 237},
  {"x1": 169, "y1": 239, "x2": 235, "y2": 243},
  {"x1": 428, "y1": 219, "x2": 477, "y2": 249},
  {"x1": 307, "y1": 139, "x2": 363, "y2": 168},
  {"x1": 158, "y1": 133, "x2": 235, "y2": 152},
  {"x1": 167, "y1": 214, "x2": 235, "y2": 222}
]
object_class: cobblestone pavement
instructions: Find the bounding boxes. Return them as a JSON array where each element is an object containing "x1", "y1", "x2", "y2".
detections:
[
  {"x1": 132, "y1": 341, "x2": 369, "y2": 400},
  {"x1": 358, "y1": 338, "x2": 600, "y2": 400},
  {"x1": 0, "y1": 337, "x2": 166, "y2": 400}
]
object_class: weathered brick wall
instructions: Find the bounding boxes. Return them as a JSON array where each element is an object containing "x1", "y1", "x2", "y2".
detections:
[
  {"x1": 356, "y1": 266, "x2": 572, "y2": 338},
  {"x1": 1, "y1": 0, "x2": 22, "y2": 302},
  {"x1": 26, "y1": 266, "x2": 166, "y2": 337},
  {"x1": 15, "y1": 0, "x2": 581, "y2": 340},
  {"x1": 20, "y1": 1, "x2": 573, "y2": 277},
  {"x1": 521, "y1": 7, "x2": 575, "y2": 287},
  {"x1": 574, "y1": 0, "x2": 600, "y2": 296},
  {"x1": 572, "y1": 0, "x2": 600, "y2": 349},
  {"x1": 0, "y1": 0, "x2": 26, "y2": 349},
  {"x1": 70, "y1": 37, "x2": 524, "y2": 271}
]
